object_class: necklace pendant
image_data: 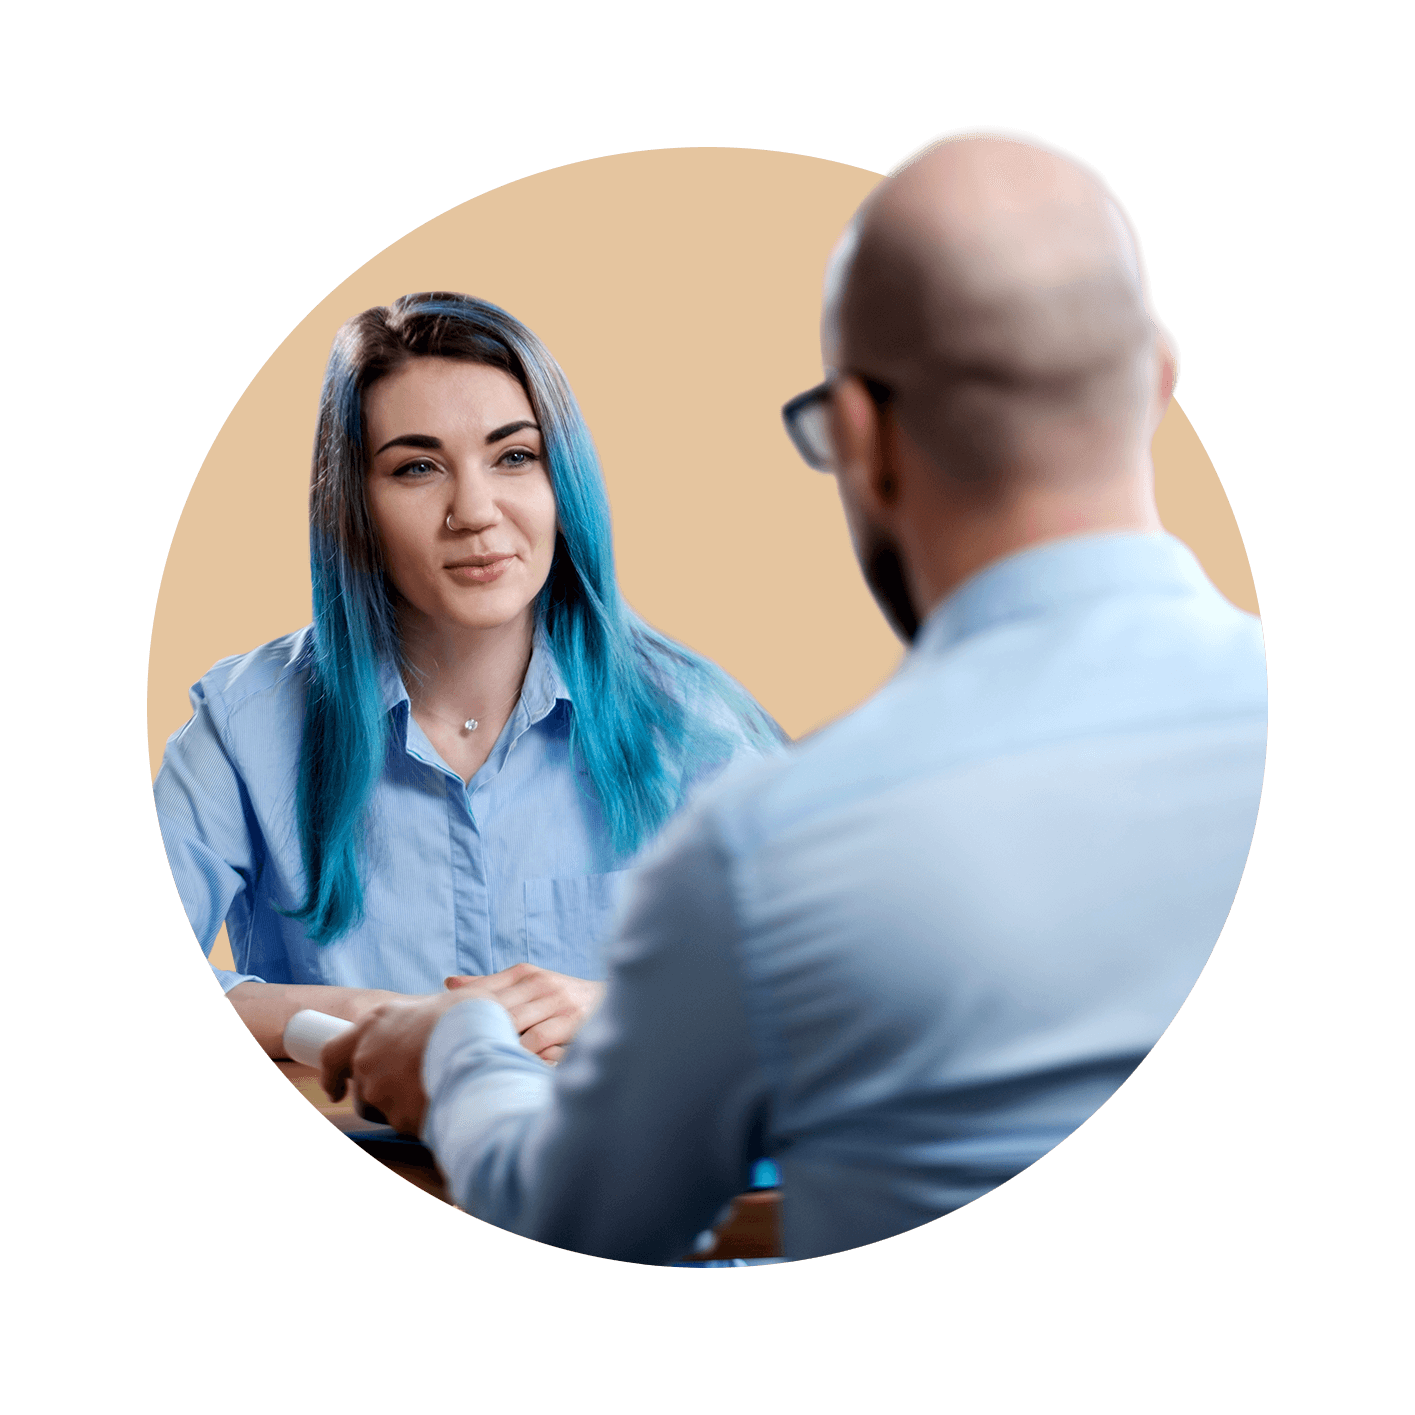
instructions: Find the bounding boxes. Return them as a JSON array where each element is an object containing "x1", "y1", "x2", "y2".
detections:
[{"x1": 463, "y1": 718, "x2": 479, "y2": 733}]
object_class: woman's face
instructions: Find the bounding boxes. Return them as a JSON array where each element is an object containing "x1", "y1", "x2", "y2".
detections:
[{"x1": 364, "y1": 358, "x2": 558, "y2": 636}]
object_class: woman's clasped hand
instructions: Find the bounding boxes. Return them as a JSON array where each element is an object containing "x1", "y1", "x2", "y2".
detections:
[{"x1": 442, "y1": 964, "x2": 605, "y2": 1064}]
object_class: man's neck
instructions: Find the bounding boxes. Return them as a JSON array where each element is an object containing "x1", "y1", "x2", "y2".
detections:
[{"x1": 905, "y1": 468, "x2": 1162, "y2": 622}]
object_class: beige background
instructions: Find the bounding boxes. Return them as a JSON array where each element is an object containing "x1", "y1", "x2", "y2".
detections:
[{"x1": 145, "y1": 148, "x2": 1259, "y2": 973}]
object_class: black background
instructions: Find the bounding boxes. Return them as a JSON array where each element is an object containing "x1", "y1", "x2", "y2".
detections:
[{"x1": 135, "y1": 116, "x2": 1273, "y2": 1279}]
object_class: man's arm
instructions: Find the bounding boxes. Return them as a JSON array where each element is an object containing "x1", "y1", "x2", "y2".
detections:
[{"x1": 343, "y1": 809, "x2": 773, "y2": 1264}]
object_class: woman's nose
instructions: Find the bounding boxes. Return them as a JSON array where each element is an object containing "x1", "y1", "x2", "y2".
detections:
[{"x1": 446, "y1": 470, "x2": 501, "y2": 533}]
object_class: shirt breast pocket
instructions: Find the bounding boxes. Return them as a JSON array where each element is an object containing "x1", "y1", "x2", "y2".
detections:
[{"x1": 522, "y1": 871, "x2": 632, "y2": 980}]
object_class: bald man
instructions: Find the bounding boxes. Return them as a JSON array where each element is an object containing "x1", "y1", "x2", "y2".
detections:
[{"x1": 322, "y1": 136, "x2": 1267, "y2": 1263}]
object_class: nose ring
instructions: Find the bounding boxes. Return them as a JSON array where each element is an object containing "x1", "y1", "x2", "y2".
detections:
[{"x1": 446, "y1": 512, "x2": 456, "y2": 532}]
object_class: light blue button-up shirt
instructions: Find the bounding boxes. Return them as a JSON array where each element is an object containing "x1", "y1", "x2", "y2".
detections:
[
  {"x1": 155, "y1": 628, "x2": 758, "y2": 993},
  {"x1": 420, "y1": 532, "x2": 1268, "y2": 1263}
]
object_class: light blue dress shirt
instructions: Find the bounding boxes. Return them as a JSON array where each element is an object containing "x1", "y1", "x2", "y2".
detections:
[
  {"x1": 420, "y1": 532, "x2": 1268, "y2": 1263},
  {"x1": 155, "y1": 627, "x2": 757, "y2": 992}
]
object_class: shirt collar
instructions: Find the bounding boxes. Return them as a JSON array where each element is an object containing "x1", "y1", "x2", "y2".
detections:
[
  {"x1": 379, "y1": 622, "x2": 571, "y2": 744},
  {"x1": 910, "y1": 531, "x2": 1215, "y2": 662},
  {"x1": 521, "y1": 622, "x2": 572, "y2": 722}
]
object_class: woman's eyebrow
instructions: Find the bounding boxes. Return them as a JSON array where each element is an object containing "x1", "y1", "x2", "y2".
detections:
[
  {"x1": 375, "y1": 433, "x2": 442, "y2": 455},
  {"x1": 486, "y1": 420, "x2": 540, "y2": 444},
  {"x1": 373, "y1": 422, "x2": 539, "y2": 456}
]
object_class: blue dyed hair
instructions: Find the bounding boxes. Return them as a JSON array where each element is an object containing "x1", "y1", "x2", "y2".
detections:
[{"x1": 292, "y1": 292, "x2": 782, "y2": 944}]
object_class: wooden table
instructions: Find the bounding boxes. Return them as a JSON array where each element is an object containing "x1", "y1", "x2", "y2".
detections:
[{"x1": 276, "y1": 1060, "x2": 782, "y2": 1260}]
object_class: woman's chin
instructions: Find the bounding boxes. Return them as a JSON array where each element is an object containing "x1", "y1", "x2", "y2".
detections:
[{"x1": 434, "y1": 597, "x2": 538, "y2": 636}]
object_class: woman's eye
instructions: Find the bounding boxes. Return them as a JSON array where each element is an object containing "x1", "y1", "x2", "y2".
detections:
[
  {"x1": 499, "y1": 448, "x2": 538, "y2": 469},
  {"x1": 392, "y1": 458, "x2": 437, "y2": 478}
]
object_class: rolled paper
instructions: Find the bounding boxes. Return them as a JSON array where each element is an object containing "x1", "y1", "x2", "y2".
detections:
[{"x1": 283, "y1": 1009, "x2": 355, "y2": 1067}]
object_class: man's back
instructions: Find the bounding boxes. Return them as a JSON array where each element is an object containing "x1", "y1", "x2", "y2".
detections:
[
  {"x1": 714, "y1": 531, "x2": 1266, "y2": 1255},
  {"x1": 422, "y1": 530, "x2": 1266, "y2": 1262}
]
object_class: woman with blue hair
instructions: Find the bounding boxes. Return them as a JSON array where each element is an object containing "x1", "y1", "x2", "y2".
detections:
[{"x1": 155, "y1": 292, "x2": 783, "y2": 1062}]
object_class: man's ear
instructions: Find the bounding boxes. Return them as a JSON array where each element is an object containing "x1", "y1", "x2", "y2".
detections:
[
  {"x1": 1156, "y1": 332, "x2": 1178, "y2": 409},
  {"x1": 830, "y1": 375, "x2": 895, "y2": 509}
]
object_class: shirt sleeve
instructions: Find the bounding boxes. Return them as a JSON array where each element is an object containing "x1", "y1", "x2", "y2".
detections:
[
  {"x1": 420, "y1": 806, "x2": 770, "y2": 1264},
  {"x1": 152, "y1": 681, "x2": 266, "y2": 991}
]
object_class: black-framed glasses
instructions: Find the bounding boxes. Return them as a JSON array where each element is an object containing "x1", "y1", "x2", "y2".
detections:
[{"x1": 781, "y1": 376, "x2": 893, "y2": 471}]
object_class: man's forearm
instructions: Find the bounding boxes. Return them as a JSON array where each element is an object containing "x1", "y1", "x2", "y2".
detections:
[{"x1": 421, "y1": 999, "x2": 557, "y2": 1230}]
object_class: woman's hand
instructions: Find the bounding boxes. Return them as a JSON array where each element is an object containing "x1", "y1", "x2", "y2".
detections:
[{"x1": 444, "y1": 964, "x2": 605, "y2": 1063}]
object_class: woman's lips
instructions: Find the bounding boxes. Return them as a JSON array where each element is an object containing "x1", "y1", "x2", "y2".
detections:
[{"x1": 445, "y1": 555, "x2": 514, "y2": 584}]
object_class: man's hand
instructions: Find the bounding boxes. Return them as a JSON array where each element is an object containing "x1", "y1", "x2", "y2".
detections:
[
  {"x1": 444, "y1": 964, "x2": 605, "y2": 1064},
  {"x1": 319, "y1": 990, "x2": 477, "y2": 1137}
]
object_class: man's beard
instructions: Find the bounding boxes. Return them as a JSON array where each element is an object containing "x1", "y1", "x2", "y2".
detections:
[{"x1": 861, "y1": 528, "x2": 920, "y2": 644}]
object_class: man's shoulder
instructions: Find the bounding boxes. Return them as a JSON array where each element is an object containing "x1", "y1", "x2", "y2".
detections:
[{"x1": 697, "y1": 581, "x2": 1267, "y2": 861}]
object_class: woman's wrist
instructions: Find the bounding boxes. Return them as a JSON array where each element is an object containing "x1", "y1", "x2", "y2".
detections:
[{"x1": 226, "y1": 982, "x2": 409, "y2": 1059}]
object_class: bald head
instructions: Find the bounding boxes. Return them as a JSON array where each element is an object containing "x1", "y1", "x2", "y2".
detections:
[{"x1": 826, "y1": 137, "x2": 1162, "y2": 485}]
